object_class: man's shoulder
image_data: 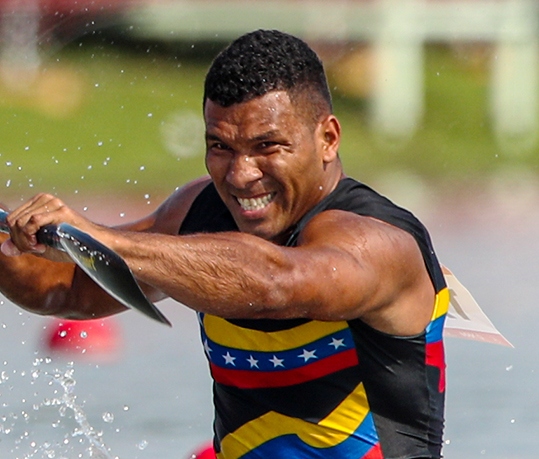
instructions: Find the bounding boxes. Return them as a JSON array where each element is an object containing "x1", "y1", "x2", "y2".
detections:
[
  {"x1": 152, "y1": 176, "x2": 213, "y2": 234},
  {"x1": 170, "y1": 176, "x2": 214, "y2": 205}
]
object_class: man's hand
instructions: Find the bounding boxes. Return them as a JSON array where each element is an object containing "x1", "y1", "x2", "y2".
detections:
[{"x1": 2, "y1": 193, "x2": 95, "y2": 262}]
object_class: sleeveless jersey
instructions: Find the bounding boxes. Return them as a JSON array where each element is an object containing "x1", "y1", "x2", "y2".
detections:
[{"x1": 179, "y1": 177, "x2": 448, "y2": 459}]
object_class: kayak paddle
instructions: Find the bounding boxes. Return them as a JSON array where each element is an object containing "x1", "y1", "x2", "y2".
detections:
[{"x1": 0, "y1": 209, "x2": 171, "y2": 326}]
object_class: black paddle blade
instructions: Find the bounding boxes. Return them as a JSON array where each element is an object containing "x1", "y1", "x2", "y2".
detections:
[
  {"x1": 56, "y1": 223, "x2": 171, "y2": 326},
  {"x1": 0, "y1": 210, "x2": 170, "y2": 326}
]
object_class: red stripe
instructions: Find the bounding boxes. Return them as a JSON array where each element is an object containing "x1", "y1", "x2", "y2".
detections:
[
  {"x1": 210, "y1": 348, "x2": 359, "y2": 389},
  {"x1": 426, "y1": 340, "x2": 446, "y2": 392},
  {"x1": 363, "y1": 442, "x2": 384, "y2": 459}
]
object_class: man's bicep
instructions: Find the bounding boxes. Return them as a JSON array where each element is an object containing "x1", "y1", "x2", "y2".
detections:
[{"x1": 295, "y1": 211, "x2": 422, "y2": 321}]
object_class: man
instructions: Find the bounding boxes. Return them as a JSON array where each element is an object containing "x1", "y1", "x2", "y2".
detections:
[{"x1": 0, "y1": 30, "x2": 448, "y2": 458}]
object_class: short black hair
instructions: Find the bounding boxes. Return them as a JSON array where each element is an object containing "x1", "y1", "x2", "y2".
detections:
[{"x1": 203, "y1": 30, "x2": 332, "y2": 119}]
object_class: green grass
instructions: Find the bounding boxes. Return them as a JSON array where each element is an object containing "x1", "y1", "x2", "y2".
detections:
[
  {"x1": 1, "y1": 42, "x2": 536, "y2": 204},
  {"x1": 335, "y1": 45, "x2": 539, "y2": 188},
  {"x1": 0, "y1": 42, "x2": 210, "y2": 202}
]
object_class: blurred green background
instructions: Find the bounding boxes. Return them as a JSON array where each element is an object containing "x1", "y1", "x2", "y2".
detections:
[{"x1": 0, "y1": 35, "x2": 537, "y2": 208}]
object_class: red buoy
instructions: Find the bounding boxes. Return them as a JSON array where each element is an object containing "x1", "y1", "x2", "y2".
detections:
[
  {"x1": 44, "y1": 318, "x2": 121, "y2": 361},
  {"x1": 187, "y1": 442, "x2": 216, "y2": 459}
]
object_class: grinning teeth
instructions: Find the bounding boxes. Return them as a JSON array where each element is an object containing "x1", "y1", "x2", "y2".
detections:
[{"x1": 237, "y1": 193, "x2": 274, "y2": 211}]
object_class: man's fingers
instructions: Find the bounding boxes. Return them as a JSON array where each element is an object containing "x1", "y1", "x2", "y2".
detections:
[
  {"x1": 6, "y1": 194, "x2": 69, "y2": 251},
  {"x1": 8, "y1": 194, "x2": 61, "y2": 227}
]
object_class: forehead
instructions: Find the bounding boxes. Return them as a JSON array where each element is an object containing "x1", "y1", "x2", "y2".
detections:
[{"x1": 204, "y1": 91, "x2": 301, "y2": 137}]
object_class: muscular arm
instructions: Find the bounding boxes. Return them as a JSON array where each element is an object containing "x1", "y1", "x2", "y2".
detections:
[
  {"x1": 3, "y1": 180, "x2": 434, "y2": 334},
  {"x1": 101, "y1": 209, "x2": 435, "y2": 335}
]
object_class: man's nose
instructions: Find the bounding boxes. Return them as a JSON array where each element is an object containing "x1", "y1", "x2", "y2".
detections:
[{"x1": 226, "y1": 154, "x2": 263, "y2": 188}]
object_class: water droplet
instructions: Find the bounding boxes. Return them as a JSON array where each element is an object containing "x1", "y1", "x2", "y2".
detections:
[
  {"x1": 137, "y1": 439, "x2": 149, "y2": 450},
  {"x1": 102, "y1": 412, "x2": 114, "y2": 423},
  {"x1": 80, "y1": 331, "x2": 88, "y2": 339}
]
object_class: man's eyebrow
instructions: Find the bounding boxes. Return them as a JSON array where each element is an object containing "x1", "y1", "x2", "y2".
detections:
[
  {"x1": 205, "y1": 133, "x2": 222, "y2": 141},
  {"x1": 251, "y1": 130, "x2": 279, "y2": 142},
  {"x1": 205, "y1": 130, "x2": 280, "y2": 142}
]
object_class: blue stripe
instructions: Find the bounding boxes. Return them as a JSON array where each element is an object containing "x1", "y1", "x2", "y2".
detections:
[
  {"x1": 200, "y1": 326, "x2": 355, "y2": 372},
  {"x1": 425, "y1": 314, "x2": 446, "y2": 343},
  {"x1": 237, "y1": 412, "x2": 379, "y2": 459}
]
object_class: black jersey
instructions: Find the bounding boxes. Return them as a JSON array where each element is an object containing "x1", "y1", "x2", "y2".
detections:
[{"x1": 180, "y1": 178, "x2": 447, "y2": 459}]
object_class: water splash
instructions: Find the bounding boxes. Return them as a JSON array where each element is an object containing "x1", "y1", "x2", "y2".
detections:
[
  {"x1": 0, "y1": 359, "x2": 116, "y2": 459},
  {"x1": 46, "y1": 365, "x2": 113, "y2": 458}
]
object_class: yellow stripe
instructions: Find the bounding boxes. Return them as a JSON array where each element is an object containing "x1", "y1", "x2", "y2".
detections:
[
  {"x1": 217, "y1": 382, "x2": 370, "y2": 459},
  {"x1": 203, "y1": 315, "x2": 349, "y2": 352},
  {"x1": 431, "y1": 287, "x2": 450, "y2": 321}
]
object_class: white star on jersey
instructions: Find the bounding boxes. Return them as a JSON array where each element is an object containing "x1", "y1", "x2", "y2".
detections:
[
  {"x1": 223, "y1": 352, "x2": 236, "y2": 366},
  {"x1": 269, "y1": 355, "x2": 285, "y2": 368},
  {"x1": 329, "y1": 338, "x2": 346, "y2": 349},
  {"x1": 298, "y1": 349, "x2": 317, "y2": 362},
  {"x1": 247, "y1": 355, "x2": 259, "y2": 368}
]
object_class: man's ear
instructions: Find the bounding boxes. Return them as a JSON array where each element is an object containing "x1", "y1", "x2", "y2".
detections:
[{"x1": 319, "y1": 115, "x2": 341, "y2": 163}]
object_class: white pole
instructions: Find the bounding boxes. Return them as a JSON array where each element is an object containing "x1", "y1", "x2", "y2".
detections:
[
  {"x1": 371, "y1": 0, "x2": 424, "y2": 141},
  {"x1": 491, "y1": 0, "x2": 539, "y2": 154}
]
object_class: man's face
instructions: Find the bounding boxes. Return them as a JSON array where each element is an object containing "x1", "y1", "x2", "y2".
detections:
[{"x1": 204, "y1": 90, "x2": 340, "y2": 242}]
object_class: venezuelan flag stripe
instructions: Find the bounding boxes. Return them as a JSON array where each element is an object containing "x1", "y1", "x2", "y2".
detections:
[
  {"x1": 202, "y1": 314, "x2": 349, "y2": 352},
  {"x1": 217, "y1": 382, "x2": 380, "y2": 459},
  {"x1": 202, "y1": 327, "x2": 355, "y2": 371},
  {"x1": 210, "y1": 348, "x2": 358, "y2": 389},
  {"x1": 425, "y1": 289, "x2": 448, "y2": 393},
  {"x1": 426, "y1": 315, "x2": 445, "y2": 344},
  {"x1": 426, "y1": 340, "x2": 446, "y2": 392},
  {"x1": 431, "y1": 287, "x2": 450, "y2": 321}
]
